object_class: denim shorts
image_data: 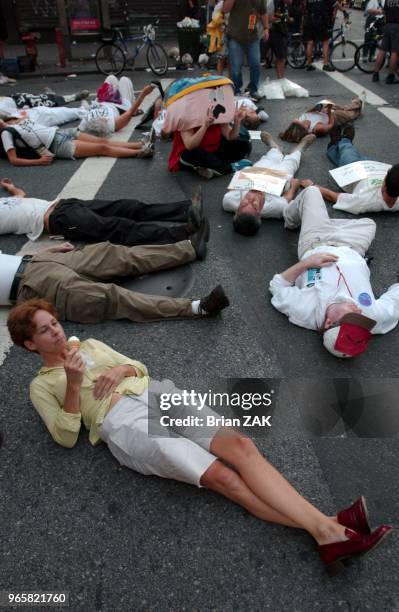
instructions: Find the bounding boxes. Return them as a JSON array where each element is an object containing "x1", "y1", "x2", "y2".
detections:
[{"x1": 49, "y1": 127, "x2": 78, "y2": 159}]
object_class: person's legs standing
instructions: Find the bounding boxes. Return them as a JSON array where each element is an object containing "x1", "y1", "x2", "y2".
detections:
[
  {"x1": 246, "y1": 39, "x2": 261, "y2": 93},
  {"x1": 327, "y1": 138, "x2": 365, "y2": 166},
  {"x1": 227, "y1": 38, "x2": 245, "y2": 93}
]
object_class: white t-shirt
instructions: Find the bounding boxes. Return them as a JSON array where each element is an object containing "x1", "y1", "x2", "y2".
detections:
[
  {"x1": 0, "y1": 252, "x2": 22, "y2": 305},
  {"x1": 1, "y1": 119, "x2": 57, "y2": 152},
  {"x1": 298, "y1": 111, "x2": 329, "y2": 132},
  {"x1": 222, "y1": 149, "x2": 300, "y2": 218},
  {"x1": 365, "y1": 0, "x2": 385, "y2": 13},
  {"x1": 79, "y1": 102, "x2": 118, "y2": 134},
  {"x1": 269, "y1": 244, "x2": 399, "y2": 334},
  {"x1": 0, "y1": 196, "x2": 54, "y2": 240},
  {"x1": 334, "y1": 176, "x2": 399, "y2": 214},
  {"x1": 0, "y1": 96, "x2": 20, "y2": 118}
]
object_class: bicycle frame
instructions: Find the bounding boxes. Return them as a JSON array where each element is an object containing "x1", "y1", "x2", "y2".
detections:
[{"x1": 113, "y1": 25, "x2": 157, "y2": 61}]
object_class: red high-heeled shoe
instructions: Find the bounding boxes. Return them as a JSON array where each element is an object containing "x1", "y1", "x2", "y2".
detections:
[
  {"x1": 318, "y1": 525, "x2": 394, "y2": 576},
  {"x1": 337, "y1": 496, "x2": 371, "y2": 534}
]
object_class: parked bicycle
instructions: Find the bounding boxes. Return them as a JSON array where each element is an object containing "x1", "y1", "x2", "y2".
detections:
[
  {"x1": 328, "y1": 18, "x2": 358, "y2": 72},
  {"x1": 354, "y1": 15, "x2": 384, "y2": 73},
  {"x1": 95, "y1": 22, "x2": 169, "y2": 76}
]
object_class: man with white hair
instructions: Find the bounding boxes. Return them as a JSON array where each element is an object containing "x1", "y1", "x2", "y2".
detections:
[
  {"x1": 222, "y1": 131, "x2": 315, "y2": 235},
  {"x1": 269, "y1": 186, "x2": 399, "y2": 358}
]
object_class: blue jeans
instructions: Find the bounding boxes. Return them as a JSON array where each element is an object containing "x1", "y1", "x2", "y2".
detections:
[
  {"x1": 327, "y1": 138, "x2": 366, "y2": 167},
  {"x1": 227, "y1": 37, "x2": 261, "y2": 94}
]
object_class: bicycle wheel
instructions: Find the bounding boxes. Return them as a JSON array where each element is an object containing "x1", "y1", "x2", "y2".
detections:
[
  {"x1": 329, "y1": 40, "x2": 358, "y2": 72},
  {"x1": 146, "y1": 43, "x2": 168, "y2": 75},
  {"x1": 355, "y1": 43, "x2": 378, "y2": 73},
  {"x1": 287, "y1": 40, "x2": 306, "y2": 69},
  {"x1": 95, "y1": 43, "x2": 126, "y2": 76}
]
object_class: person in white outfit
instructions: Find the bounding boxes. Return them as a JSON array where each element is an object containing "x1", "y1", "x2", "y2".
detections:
[
  {"x1": 79, "y1": 76, "x2": 155, "y2": 137},
  {"x1": 0, "y1": 103, "x2": 86, "y2": 128},
  {"x1": 222, "y1": 131, "x2": 316, "y2": 235},
  {"x1": 269, "y1": 186, "x2": 399, "y2": 358}
]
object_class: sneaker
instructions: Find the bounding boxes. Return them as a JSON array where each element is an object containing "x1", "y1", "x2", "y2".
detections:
[
  {"x1": 386, "y1": 74, "x2": 399, "y2": 84},
  {"x1": 323, "y1": 64, "x2": 336, "y2": 72},
  {"x1": 372, "y1": 71, "x2": 379, "y2": 82},
  {"x1": 260, "y1": 131, "x2": 281, "y2": 152},
  {"x1": 306, "y1": 64, "x2": 316, "y2": 71},
  {"x1": 190, "y1": 217, "x2": 210, "y2": 260},
  {"x1": 197, "y1": 167, "x2": 222, "y2": 180},
  {"x1": 186, "y1": 186, "x2": 204, "y2": 234},
  {"x1": 231, "y1": 159, "x2": 253, "y2": 171},
  {"x1": 294, "y1": 133, "x2": 316, "y2": 153},
  {"x1": 199, "y1": 285, "x2": 230, "y2": 315},
  {"x1": 75, "y1": 89, "x2": 90, "y2": 101},
  {"x1": 342, "y1": 123, "x2": 355, "y2": 142},
  {"x1": 136, "y1": 143, "x2": 154, "y2": 158}
]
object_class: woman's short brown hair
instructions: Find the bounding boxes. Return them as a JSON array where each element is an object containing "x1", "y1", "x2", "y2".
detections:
[
  {"x1": 7, "y1": 299, "x2": 58, "y2": 349},
  {"x1": 279, "y1": 122, "x2": 308, "y2": 143}
]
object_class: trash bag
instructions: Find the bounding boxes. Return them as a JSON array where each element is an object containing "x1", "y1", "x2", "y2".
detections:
[{"x1": 280, "y1": 78, "x2": 309, "y2": 98}]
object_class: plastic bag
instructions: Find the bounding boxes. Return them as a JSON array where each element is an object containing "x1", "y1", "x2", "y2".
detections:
[
  {"x1": 259, "y1": 78, "x2": 285, "y2": 99},
  {"x1": 280, "y1": 78, "x2": 309, "y2": 98}
]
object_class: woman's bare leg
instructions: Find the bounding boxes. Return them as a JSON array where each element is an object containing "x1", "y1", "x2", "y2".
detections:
[
  {"x1": 210, "y1": 429, "x2": 349, "y2": 544},
  {"x1": 201, "y1": 460, "x2": 301, "y2": 527},
  {"x1": 77, "y1": 132, "x2": 142, "y2": 149},
  {"x1": 74, "y1": 141, "x2": 144, "y2": 158}
]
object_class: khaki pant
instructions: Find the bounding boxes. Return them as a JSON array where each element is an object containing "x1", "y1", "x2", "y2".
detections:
[
  {"x1": 17, "y1": 241, "x2": 196, "y2": 323},
  {"x1": 332, "y1": 98, "x2": 362, "y2": 127},
  {"x1": 283, "y1": 186, "x2": 376, "y2": 259}
]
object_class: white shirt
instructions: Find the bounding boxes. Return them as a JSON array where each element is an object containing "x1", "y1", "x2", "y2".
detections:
[
  {"x1": 269, "y1": 244, "x2": 399, "y2": 334},
  {"x1": 222, "y1": 149, "x2": 301, "y2": 218},
  {"x1": 0, "y1": 252, "x2": 22, "y2": 305},
  {"x1": 1, "y1": 119, "x2": 57, "y2": 152},
  {"x1": 0, "y1": 196, "x2": 54, "y2": 240},
  {"x1": 365, "y1": 0, "x2": 384, "y2": 13},
  {"x1": 0, "y1": 96, "x2": 20, "y2": 118},
  {"x1": 79, "y1": 102, "x2": 118, "y2": 134},
  {"x1": 298, "y1": 111, "x2": 329, "y2": 132},
  {"x1": 334, "y1": 176, "x2": 399, "y2": 214}
]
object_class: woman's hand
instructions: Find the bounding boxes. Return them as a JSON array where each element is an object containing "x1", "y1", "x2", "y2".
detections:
[
  {"x1": 64, "y1": 348, "x2": 85, "y2": 388},
  {"x1": 93, "y1": 366, "x2": 129, "y2": 400},
  {"x1": 205, "y1": 105, "x2": 215, "y2": 127},
  {"x1": 1, "y1": 177, "x2": 13, "y2": 188},
  {"x1": 234, "y1": 105, "x2": 247, "y2": 124},
  {"x1": 38, "y1": 153, "x2": 54, "y2": 165}
]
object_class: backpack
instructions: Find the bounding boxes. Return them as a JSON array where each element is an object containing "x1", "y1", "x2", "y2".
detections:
[{"x1": 0, "y1": 126, "x2": 40, "y2": 159}]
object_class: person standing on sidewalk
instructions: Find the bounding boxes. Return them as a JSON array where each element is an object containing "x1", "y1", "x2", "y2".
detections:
[
  {"x1": 372, "y1": 0, "x2": 399, "y2": 83},
  {"x1": 223, "y1": 0, "x2": 269, "y2": 98},
  {"x1": 302, "y1": 0, "x2": 336, "y2": 71}
]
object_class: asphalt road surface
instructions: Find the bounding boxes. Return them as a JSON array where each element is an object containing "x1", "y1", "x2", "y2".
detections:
[{"x1": 0, "y1": 14, "x2": 398, "y2": 611}]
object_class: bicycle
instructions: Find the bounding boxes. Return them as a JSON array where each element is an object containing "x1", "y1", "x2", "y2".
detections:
[
  {"x1": 95, "y1": 22, "x2": 168, "y2": 76},
  {"x1": 328, "y1": 18, "x2": 358, "y2": 72},
  {"x1": 354, "y1": 15, "x2": 384, "y2": 73},
  {"x1": 287, "y1": 32, "x2": 306, "y2": 69}
]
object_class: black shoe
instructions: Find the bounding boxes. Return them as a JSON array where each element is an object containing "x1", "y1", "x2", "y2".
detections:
[
  {"x1": 306, "y1": 64, "x2": 316, "y2": 71},
  {"x1": 386, "y1": 74, "x2": 399, "y2": 84},
  {"x1": 199, "y1": 285, "x2": 230, "y2": 315},
  {"x1": 328, "y1": 124, "x2": 342, "y2": 147},
  {"x1": 323, "y1": 64, "x2": 335, "y2": 72},
  {"x1": 342, "y1": 123, "x2": 355, "y2": 142},
  {"x1": 372, "y1": 71, "x2": 379, "y2": 82},
  {"x1": 190, "y1": 217, "x2": 210, "y2": 260},
  {"x1": 187, "y1": 186, "x2": 204, "y2": 234}
]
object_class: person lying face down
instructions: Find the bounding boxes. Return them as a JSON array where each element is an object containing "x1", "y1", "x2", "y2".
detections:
[
  {"x1": 6, "y1": 298, "x2": 394, "y2": 575},
  {"x1": 222, "y1": 131, "x2": 316, "y2": 236}
]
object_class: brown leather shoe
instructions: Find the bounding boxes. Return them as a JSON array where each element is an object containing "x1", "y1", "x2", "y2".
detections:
[{"x1": 199, "y1": 285, "x2": 230, "y2": 315}]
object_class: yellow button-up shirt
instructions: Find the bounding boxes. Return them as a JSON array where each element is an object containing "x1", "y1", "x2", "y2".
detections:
[{"x1": 29, "y1": 338, "x2": 149, "y2": 448}]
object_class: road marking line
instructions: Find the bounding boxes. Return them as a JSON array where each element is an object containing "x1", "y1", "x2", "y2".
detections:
[
  {"x1": 0, "y1": 80, "x2": 172, "y2": 364},
  {"x1": 378, "y1": 106, "x2": 399, "y2": 126},
  {"x1": 314, "y1": 62, "x2": 388, "y2": 106}
]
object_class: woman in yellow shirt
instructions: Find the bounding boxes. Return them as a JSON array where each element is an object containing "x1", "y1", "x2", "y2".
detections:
[{"x1": 7, "y1": 298, "x2": 393, "y2": 575}]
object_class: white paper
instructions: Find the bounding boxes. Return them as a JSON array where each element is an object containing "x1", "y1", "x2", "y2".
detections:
[
  {"x1": 329, "y1": 160, "x2": 392, "y2": 190},
  {"x1": 248, "y1": 130, "x2": 261, "y2": 140},
  {"x1": 228, "y1": 167, "x2": 288, "y2": 196}
]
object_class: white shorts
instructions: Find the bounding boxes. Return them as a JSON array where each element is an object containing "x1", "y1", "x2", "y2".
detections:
[{"x1": 100, "y1": 385, "x2": 221, "y2": 487}]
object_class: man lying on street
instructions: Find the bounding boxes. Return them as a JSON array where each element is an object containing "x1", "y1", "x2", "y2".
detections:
[
  {"x1": 315, "y1": 125, "x2": 399, "y2": 214},
  {"x1": 222, "y1": 131, "x2": 315, "y2": 236},
  {"x1": 0, "y1": 178, "x2": 206, "y2": 247},
  {"x1": 6, "y1": 299, "x2": 393, "y2": 575},
  {"x1": 269, "y1": 186, "x2": 399, "y2": 358},
  {"x1": 0, "y1": 233, "x2": 232, "y2": 323},
  {"x1": 0, "y1": 89, "x2": 89, "y2": 113}
]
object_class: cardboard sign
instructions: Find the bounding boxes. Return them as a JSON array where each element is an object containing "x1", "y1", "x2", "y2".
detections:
[
  {"x1": 329, "y1": 160, "x2": 392, "y2": 191},
  {"x1": 227, "y1": 167, "x2": 288, "y2": 196}
]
